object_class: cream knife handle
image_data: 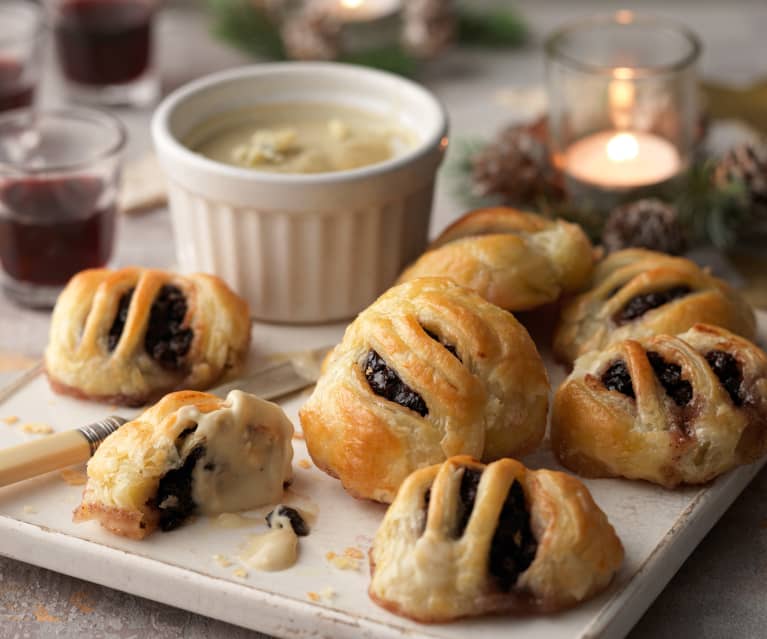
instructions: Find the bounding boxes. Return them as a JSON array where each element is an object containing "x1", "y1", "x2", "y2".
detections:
[{"x1": 0, "y1": 416, "x2": 126, "y2": 488}]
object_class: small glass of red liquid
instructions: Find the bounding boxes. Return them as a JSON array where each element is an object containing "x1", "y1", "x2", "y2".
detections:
[
  {"x1": 0, "y1": 1, "x2": 44, "y2": 113},
  {"x1": 50, "y1": 0, "x2": 159, "y2": 107},
  {"x1": 0, "y1": 108, "x2": 126, "y2": 307}
]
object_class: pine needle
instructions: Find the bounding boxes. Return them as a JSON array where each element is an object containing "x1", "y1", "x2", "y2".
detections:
[
  {"x1": 457, "y1": 7, "x2": 528, "y2": 48},
  {"x1": 206, "y1": 0, "x2": 285, "y2": 59},
  {"x1": 341, "y1": 47, "x2": 419, "y2": 76}
]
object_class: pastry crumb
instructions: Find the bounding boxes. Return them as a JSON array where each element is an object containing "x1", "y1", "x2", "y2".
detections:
[
  {"x1": 344, "y1": 546, "x2": 364, "y2": 560},
  {"x1": 319, "y1": 586, "x2": 336, "y2": 601},
  {"x1": 59, "y1": 469, "x2": 87, "y2": 486},
  {"x1": 213, "y1": 554, "x2": 233, "y2": 568},
  {"x1": 69, "y1": 591, "x2": 94, "y2": 614},
  {"x1": 34, "y1": 605, "x2": 61, "y2": 623},
  {"x1": 325, "y1": 550, "x2": 360, "y2": 571},
  {"x1": 307, "y1": 587, "x2": 336, "y2": 603},
  {"x1": 292, "y1": 432, "x2": 305, "y2": 440},
  {"x1": 23, "y1": 505, "x2": 37, "y2": 514},
  {"x1": 1, "y1": 415, "x2": 19, "y2": 425},
  {"x1": 233, "y1": 568, "x2": 248, "y2": 578},
  {"x1": 298, "y1": 459, "x2": 312, "y2": 469},
  {"x1": 21, "y1": 422, "x2": 54, "y2": 435}
]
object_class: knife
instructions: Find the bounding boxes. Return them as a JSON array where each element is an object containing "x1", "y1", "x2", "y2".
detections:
[{"x1": 0, "y1": 346, "x2": 332, "y2": 488}]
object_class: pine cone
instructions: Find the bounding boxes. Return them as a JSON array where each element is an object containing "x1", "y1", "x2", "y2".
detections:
[
  {"x1": 714, "y1": 141, "x2": 767, "y2": 219},
  {"x1": 281, "y1": 9, "x2": 340, "y2": 61},
  {"x1": 471, "y1": 118, "x2": 557, "y2": 203},
  {"x1": 602, "y1": 199, "x2": 687, "y2": 255},
  {"x1": 403, "y1": 0, "x2": 457, "y2": 58}
]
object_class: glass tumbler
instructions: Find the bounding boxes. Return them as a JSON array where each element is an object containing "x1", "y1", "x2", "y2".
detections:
[
  {"x1": 48, "y1": 0, "x2": 160, "y2": 107},
  {"x1": 545, "y1": 12, "x2": 701, "y2": 210},
  {"x1": 0, "y1": 108, "x2": 126, "y2": 307},
  {"x1": 0, "y1": 1, "x2": 44, "y2": 113}
]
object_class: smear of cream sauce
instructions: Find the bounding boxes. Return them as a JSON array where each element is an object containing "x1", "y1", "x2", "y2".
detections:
[{"x1": 238, "y1": 513, "x2": 298, "y2": 572}]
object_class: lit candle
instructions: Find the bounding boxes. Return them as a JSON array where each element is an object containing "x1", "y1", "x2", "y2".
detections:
[
  {"x1": 563, "y1": 130, "x2": 681, "y2": 189},
  {"x1": 320, "y1": 0, "x2": 402, "y2": 53},
  {"x1": 327, "y1": 0, "x2": 401, "y2": 22}
]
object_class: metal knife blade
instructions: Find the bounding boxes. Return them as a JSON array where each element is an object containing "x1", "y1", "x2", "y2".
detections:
[{"x1": 209, "y1": 345, "x2": 333, "y2": 401}]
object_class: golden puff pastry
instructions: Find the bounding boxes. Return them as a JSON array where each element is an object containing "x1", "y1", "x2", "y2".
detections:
[
  {"x1": 369, "y1": 455, "x2": 624, "y2": 622},
  {"x1": 46, "y1": 267, "x2": 251, "y2": 406},
  {"x1": 397, "y1": 207, "x2": 595, "y2": 312},
  {"x1": 553, "y1": 248, "x2": 755, "y2": 365},
  {"x1": 299, "y1": 277, "x2": 550, "y2": 503},
  {"x1": 552, "y1": 324, "x2": 767, "y2": 487},
  {"x1": 74, "y1": 390, "x2": 293, "y2": 539}
]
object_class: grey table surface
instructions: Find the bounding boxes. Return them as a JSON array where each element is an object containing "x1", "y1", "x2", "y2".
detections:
[{"x1": 1, "y1": 1, "x2": 766, "y2": 638}]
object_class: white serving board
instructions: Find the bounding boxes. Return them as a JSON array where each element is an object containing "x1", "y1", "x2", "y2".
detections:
[{"x1": 0, "y1": 314, "x2": 765, "y2": 639}]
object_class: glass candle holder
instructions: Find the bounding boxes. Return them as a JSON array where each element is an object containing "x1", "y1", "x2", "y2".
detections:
[
  {"x1": 0, "y1": 1, "x2": 44, "y2": 113},
  {"x1": 545, "y1": 12, "x2": 701, "y2": 210},
  {"x1": 0, "y1": 108, "x2": 126, "y2": 308},
  {"x1": 48, "y1": 0, "x2": 160, "y2": 107}
]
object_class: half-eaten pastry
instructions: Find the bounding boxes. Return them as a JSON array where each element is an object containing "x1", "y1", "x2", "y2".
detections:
[{"x1": 74, "y1": 390, "x2": 294, "y2": 539}]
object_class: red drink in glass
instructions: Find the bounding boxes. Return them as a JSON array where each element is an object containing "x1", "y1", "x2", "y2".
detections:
[
  {"x1": 0, "y1": 176, "x2": 116, "y2": 286},
  {"x1": 0, "y1": 3, "x2": 43, "y2": 112},
  {"x1": 54, "y1": 0, "x2": 154, "y2": 86},
  {"x1": 0, "y1": 108, "x2": 125, "y2": 308},
  {"x1": 0, "y1": 58, "x2": 34, "y2": 112}
]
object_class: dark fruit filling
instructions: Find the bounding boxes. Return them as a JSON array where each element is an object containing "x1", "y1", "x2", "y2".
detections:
[
  {"x1": 489, "y1": 479, "x2": 537, "y2": 591},
  {"x1": 145, "y1": 285, "x2": 193, "y2": 370},
  {"x1": 266, "y1": 505, "x2": 310, "y2": 536},
  {"x1": 424, "y1": 328, "x2": 460, "y2": 360},
  {"x1": 602, "y1": 360, "x2": 635, "y2": 398},
  {"x1": 647, "y1": 351, "x2": 692, "y2": 406},
  {"x1": 705, "y1": 350, "x2": 744, "y2": 406},
  {"x1": 455, "y1": 467, "x2": 482, "y2": 537},
  {"x1": 364, "y1": 350, "x2": 428, "y2": 416},
  {"x1": 616, "y1": 286, "x2": 692, "y2": 324},
  {"x1": 107, "y1": 289, "x2": 134, "y2": 351},
  {"x1": 154, "y1": 445, "x2": 205, "y2": 532}
]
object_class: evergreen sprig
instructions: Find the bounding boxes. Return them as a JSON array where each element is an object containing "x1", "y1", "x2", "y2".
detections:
[
  {"x1": 206, "y1": 0, "x2": 286, "y2": 59},
  {"x1": 675, "y1": 161, "x2": 752, "y2": 249},
  {"x1": 457, "y1": 7, "x2": 528, "y2": 48}
]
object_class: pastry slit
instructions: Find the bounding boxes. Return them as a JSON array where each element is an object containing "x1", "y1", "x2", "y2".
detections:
[
  {"x1": 601, "y1": 360, "x2": 635, "y2": 398},
  {"x1": 454, "y1": 467, "x2": 481, "y2": 538},
  {"x1": 107, "y1": 288, "x2": 135, "y2": 352},
  {"x1": 646, "y1": 351, "x2": 692, "y2": 406},
  {"x1": 418, "y1": 487, "x2": 431, "y2": 536},
  {"x1": 705, "y1": 350, "x2": 745, "y2": 406},
  {"x1": 363, "y1": 349, "x2": 428, "y2": 416},
  {"x1": 488, "y1": 479, "x2": 537, "y2": 591},
  {"x1": 614, "y1": 285, "x2": 692, "y2": 324},
  {"x1": 144, "y1": 284, "x2": 194, "y2": 371},
  {"x1": 422, "y1": 326, "x2": 461, "y2": 361}
]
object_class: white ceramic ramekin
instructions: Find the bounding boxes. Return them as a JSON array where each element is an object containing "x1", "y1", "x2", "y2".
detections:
[{"x1": 151, "y1": 63, "x2": 448, "y2": 323}]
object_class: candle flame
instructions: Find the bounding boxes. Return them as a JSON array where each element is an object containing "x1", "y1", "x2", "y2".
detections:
[
  {"x1": 613, "y1": 67, "x2": 635, "y2": 81},
  {"x1": 606, "y1": 133, "x2": 639, "y2": 162},
  {"x1": 341, "y1": 0, "x2": 364, "y2": 8}
]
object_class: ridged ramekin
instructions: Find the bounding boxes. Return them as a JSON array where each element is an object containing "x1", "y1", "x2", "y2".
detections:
[{"x1": 151, "y1": 63, "x2": 448, "y2": 323}]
